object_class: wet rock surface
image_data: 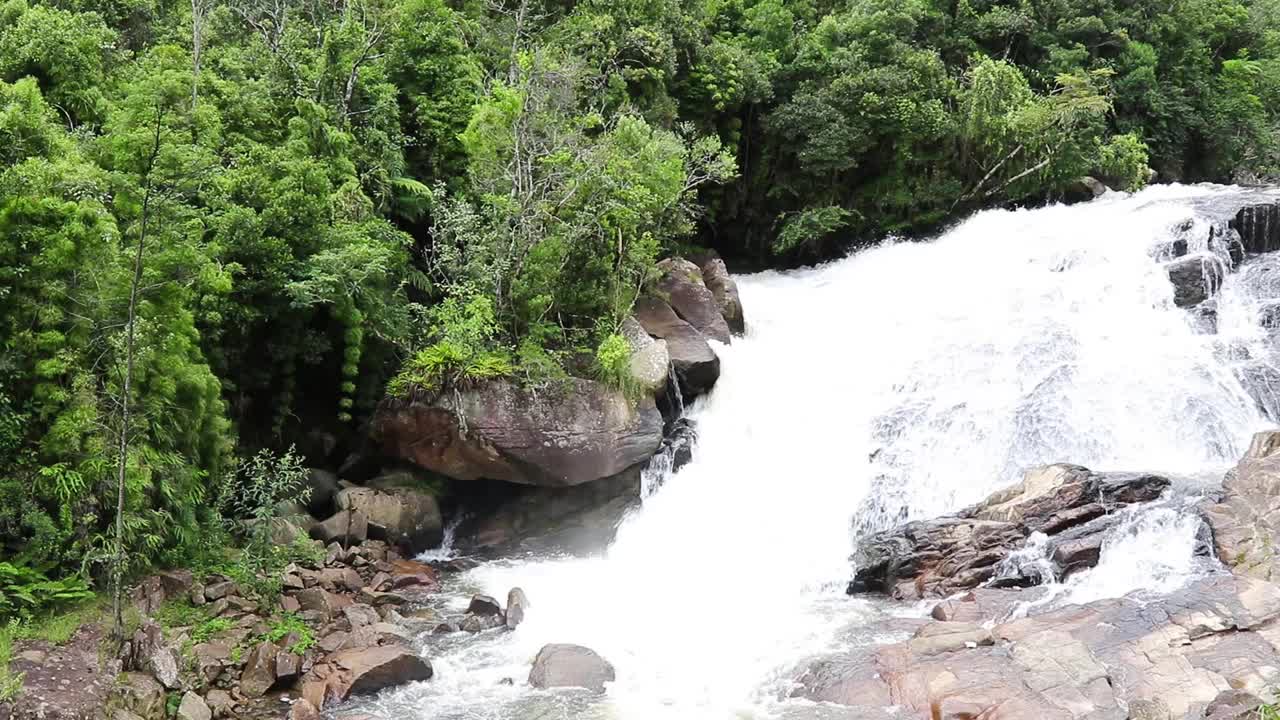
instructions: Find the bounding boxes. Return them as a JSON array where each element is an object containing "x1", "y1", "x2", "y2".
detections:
[
  {"x1": 800, "y1": 574, "x2": 1280, "y2": 719},
  {"x1": 849, "y1": 463, "x2": 1170, "y2": 599},
  {"x1": 527, "y1": 644, "x2": 616, "y2": 693}
]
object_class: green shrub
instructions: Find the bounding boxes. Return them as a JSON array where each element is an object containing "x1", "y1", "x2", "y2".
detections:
[{"x1": 0, "y1": 563, "x2": 93, "y2": 622}]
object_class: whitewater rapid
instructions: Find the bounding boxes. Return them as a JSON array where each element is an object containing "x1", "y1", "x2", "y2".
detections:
[{"x1": 343, "y1": 184, "x2": 1280, "y2": 720}]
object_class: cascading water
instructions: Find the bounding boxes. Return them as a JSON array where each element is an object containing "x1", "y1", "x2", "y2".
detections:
[{"x1": 344, "y1": 184, "x2": 1280, "y2": 720}]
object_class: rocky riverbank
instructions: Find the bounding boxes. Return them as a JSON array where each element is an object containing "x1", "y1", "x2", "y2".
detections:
[{"x1": 818, "y1": 425, "x2": 1280, "y2": 720}]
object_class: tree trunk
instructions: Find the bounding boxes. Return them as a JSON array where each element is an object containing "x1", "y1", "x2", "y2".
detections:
[{"x1": 111, "y1": 106, "x2": 164, "y2": 647}]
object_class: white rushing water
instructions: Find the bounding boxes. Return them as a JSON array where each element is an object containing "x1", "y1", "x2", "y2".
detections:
[{"x1": 346, "y1": 184, "x2": 1280, "y2": 720}]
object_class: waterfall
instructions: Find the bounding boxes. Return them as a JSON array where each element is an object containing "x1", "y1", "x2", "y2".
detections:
[{"x1": 345, "y1": 184, "x2": 1280, "y2": 720}]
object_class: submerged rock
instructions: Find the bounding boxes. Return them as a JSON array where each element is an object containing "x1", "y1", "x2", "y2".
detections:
[
  {"x1": 1166, "y1": 254, "x2": 1225, "y2": 308},
  {"x1": 527, "y1": 643, "x2": 616, "y2": 693},
  {"x1": 849, "y1": 464, "x2": 1170, "y2": 599},
  {"x1": 372, "y1": 378, "x2": 663, "y2": 487}
]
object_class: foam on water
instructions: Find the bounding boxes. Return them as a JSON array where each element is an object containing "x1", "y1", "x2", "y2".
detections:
[{"x1": 347, "y1": 184, "x2": 1280, "y2": 720}]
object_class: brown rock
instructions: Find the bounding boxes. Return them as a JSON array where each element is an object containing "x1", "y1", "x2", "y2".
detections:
[
  {"x1": 176, "y1": 692, "x2": 211, "y2": 720},
  {"x1": 372, "y1": 379, "x2": 663, "y2": 488},
  {"x1": 336, "y1": 486, "x2": 443, "y2": 553},
  {"x1": 655, "y1": 257, "x2": 732, "y2": 344},
  {"x1": 288, "y1": 699, "x2": 322, "y2": 720},
  {"x1": 204, "y1": 580, "x2": 237, "y2": 601},
  {"x1": 312, "y1": 509, "x2": 369, "y2": 546},
  {"x1": 1204, "y1": 430, "x2": 1280, "y2": 579},
  {"x1": 467, "y1": 595, "x2": 502, "y2": 616},
  {"x1": 343, "y1": 603, "x2": 380, "y2": 629},
  {"x1": 690, "y1": 251, "x2": 745, "y2": 335},
  {"x1": 308, "y1": 645, "x2": 433, "y2": 706},
  {"x1": 238, "y1": 642, "x2": 278, "y2": 697},
  {"x1": 296, "y1": 588, "x2": 353, "y2": 618},
  {"x1": 632, "y1": 295, "x2": 720, "y2": 398}
]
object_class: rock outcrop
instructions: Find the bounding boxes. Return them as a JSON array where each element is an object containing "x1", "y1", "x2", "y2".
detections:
[
  {"x1": 849, "y1": 464, "x2": 1170, "y2": 599},
  {"x1": 1203, "y1": 430, "x2": 1280, "y2": 580},
  {"x1": 799, "y1": 574, "x2": 1280, "y2": 719},
  {"x1": 336, "y1": 486, "x2": 443, "y2": 553},
  {"x1": 527, "y1": 644, "x2": 616, "y2": 693},
  {"x1": 372, "y1": 378, "x2": 663, "y2": 487},
  {"x1": 633, "y1": 295, "x2": 720, "y2": 398},
  {"x1": 655, "y1": 258, "x2": 732, "y2": 344},
  {"x1": 691, "y1": 252, "x2": 745, "y2": 336}
]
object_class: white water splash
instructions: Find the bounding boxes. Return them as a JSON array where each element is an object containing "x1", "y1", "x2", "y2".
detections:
[
  {"x1": 417, "y1": 513, "x2": 465, "y2": 563},
  {"x1": 348, "y1": 184, "x2": 1280, "y2": 720}
]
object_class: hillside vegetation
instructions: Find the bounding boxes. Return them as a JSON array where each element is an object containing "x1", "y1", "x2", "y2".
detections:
[{"x1": 1, "y1": 0, "x2": 1278, "y2": 613}]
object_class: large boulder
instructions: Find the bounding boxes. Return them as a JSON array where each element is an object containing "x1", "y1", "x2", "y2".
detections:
[
  {"x1": 311, "y1": 509, "x2": 368, "y2": 546},
  {"x1": 849, "y1": 464, "x2": 1170, "y2": 599},
  {"x1": 655, "y1": 258, "x2": 732, "y2": 344},
  {"x1": 620, "y1": 317, "x2": 670, "y2": 394},
  {"x1": 798, "y1": 574, "x2": 1280, "y2": 719},
  {"x1": 304, "y1": 645, "x2": 433, "y2": 707},
  {"x1": 373, "y1": 378, "x2": 662, "y2": 487},
  {"x1": 1166, "y1": 254, "x2": 1226, "y2": 308},
  {"x1": 1230, "y1": 201, "x2": 1280, "y2": 255},
  {"x1": 527, "y1": 643, "x2": 616, "y2": 693},
  {"x1": 633, "y1": 295, "x2": 720, "y2": 398},
  {"x1": 1203, "y1": 430, "x2": 1280, "y2": 579},
  {"x1": 336, "y1": 486, "x2": 442, "y2": 553},
  {"x1": 690, "y1": 252, "x2": 745, "y2": 335}
]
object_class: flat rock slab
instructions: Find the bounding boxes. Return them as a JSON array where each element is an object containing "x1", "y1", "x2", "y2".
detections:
[{"x1": 798, "y1": 574, "x2": 1280, "y2": 719}]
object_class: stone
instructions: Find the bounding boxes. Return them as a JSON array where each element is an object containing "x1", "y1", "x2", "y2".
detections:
[
  {"x1": 296, "y1": 588, "x2": 353, "y2": 618},
  {"x1": 460, "y1": 613, "x2": 505, "y2": 633},
  {"x1": 277, "y1": 649, "x2": 303, "y2": 683},
  {"x1": 467, "y1": 594, "x2": 502, "y2": 616},
  {"x1": 318, "y1": 566, "x2": 365, "y2": 593},
  {"x1": 655, "y1": 257, "x2": 732, "y2": 344},
  {"x1": 130, "y1": 621, "x2": 181, "y2": 690},
  {"x1": 621, "y1": 317, "x2": 671, "y2": 393},
  {"x1": 632, "y1": 295, "x2": 720, "y2": 398},
  {"x1": 156, "y1": 569, "x2": 194, "y2": 600},
  {"x1": 1166, "y1": 254, "x2": 1226, "y2": 307},
  {"x1": 528, "y1": 643, "x2": 616, "y2": 693},
  {"x1": 343, "y1": 603, "x2": 381, "y2": 629},
  {"x1": 1230, "y1": 201, "x2": 1280, "y2": 254},
  {"x1": 115, "y1": 673, "x2": 166, "y2": 720},
  {"x1": 193, "y1": 642, "x2": 232, "y2": 683},
  {"x1": 239, "y1": 641, "x2": 279, "y2": 697},
  {"x1": 690, "y1": 251, "x2": 745, "y2": 335},
  {"x1": 506, "y1": 587, "x2": 529, "y2": 630},
  {"x1": 308, "y1": 645, "x2": 433, "y2": 705},
  {"x1": 850, "y1": 464, "x2": 1169, "y2": 599},
  {"x1": 203, "y1": 580, "x2": 237, "y2": 601},
  {"x1": 336, "y1": 486, "x2": 443, "y2": 553},
  {"x1": 312, "y1": 509, "x2": 369, "y2": 546},
  {"x1": 204, "y1": 689, "x2": 234, "y2": 719},
  {"x1": 176, "y1": 692, "x2": 211, "y2": 720},
  {"x1": 281, "y1": 595, "x2": 302, "y2": 613},
  {"x1": 1204, "y1": 430, "x2": 1280, "y2": 579},
  {"x1": 372, "y1": 378, "x2": 663, "y2": 487},
  {"x1": 288, "y1": 699, "x2": 322, "y2": 720}
]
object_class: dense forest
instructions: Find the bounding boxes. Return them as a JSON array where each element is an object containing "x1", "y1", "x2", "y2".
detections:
[{"x1": 1, "y1": 0, "x2": 1278, "y2": 617}]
